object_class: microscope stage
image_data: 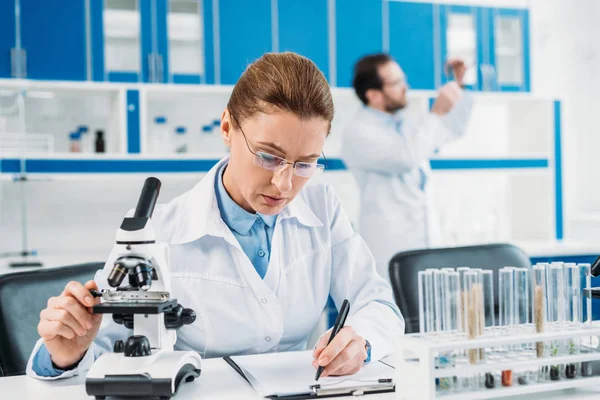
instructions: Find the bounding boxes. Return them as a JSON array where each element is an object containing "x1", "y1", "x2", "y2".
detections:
[{"x1": 93, "y1": 299, "x2": 177, "y2": 314}]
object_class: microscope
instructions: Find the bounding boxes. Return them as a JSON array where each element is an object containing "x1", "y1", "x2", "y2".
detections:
[{"x1": 86, "y1": 177, "x2": 201, "y2": 399}]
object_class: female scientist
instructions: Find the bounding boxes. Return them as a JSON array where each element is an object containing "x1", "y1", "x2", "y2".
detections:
[{"x1": 27, "y1": 52, "x2": 404, "y2": 380}]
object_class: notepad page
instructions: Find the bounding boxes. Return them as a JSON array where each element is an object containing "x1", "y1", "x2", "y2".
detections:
[{"x1": 231, "y1": 350, "x2": 394, "y2": 398}]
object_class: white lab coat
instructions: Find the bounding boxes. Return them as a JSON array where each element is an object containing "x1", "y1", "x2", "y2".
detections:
[
  {"x1": 341, "y1": 96, "x2": 474, "y2": 281},
  {"x1": 27, "y1": 157, "x2": 404, "y2": 380}
]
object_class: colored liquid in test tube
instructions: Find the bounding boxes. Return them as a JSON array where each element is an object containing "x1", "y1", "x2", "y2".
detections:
[
  {"x1": 464, "y1": 270, "x2": 482, "y2": 389},
  {"x1": 457, "y1": 267, "x2": 471, "y2": 334},
  {"x1": 532, "y1": 264, "x2": 547, "y2": 382}
]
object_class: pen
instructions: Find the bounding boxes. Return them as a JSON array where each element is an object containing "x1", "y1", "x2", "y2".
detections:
[{"x1": 315, "y1": 299, "x2": 350, "y2": 381}]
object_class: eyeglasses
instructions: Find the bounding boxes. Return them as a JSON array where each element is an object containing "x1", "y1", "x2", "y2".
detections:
[
  {"x1": 381, "y1": 78, "x2": 408, "y2": 88},
  {"x1": 234, "y1": 118, "x2": 326, "y2": 178}
]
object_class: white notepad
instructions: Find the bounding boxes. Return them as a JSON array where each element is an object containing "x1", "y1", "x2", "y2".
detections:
[{"x1": 229, "y1": 350, "x2": 395, "y2": 398}]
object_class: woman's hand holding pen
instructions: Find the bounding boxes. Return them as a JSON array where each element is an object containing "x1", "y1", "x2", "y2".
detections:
[{"x1": 312, "y1": 326, "x2": 368, "y2": 378}]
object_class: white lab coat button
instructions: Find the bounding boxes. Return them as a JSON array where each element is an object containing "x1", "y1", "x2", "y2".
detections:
[
  {"x1": 261, "y1": 298, "x2": 268, "y2": 304},
  {"x1": 265, "y1": 336, "x2": 271, "y2": 342}
]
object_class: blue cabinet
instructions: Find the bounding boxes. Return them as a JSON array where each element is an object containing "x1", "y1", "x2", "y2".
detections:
[
  {"x1": 218, "y1": 0, "x2": 272, "y2": 85},
  {"x1": 159, "y1": 0, "x2": 213, "y2": 84},
  {"x1": 438, "y1": 4, "x2": 530, "y2": 92},
  {"x1": 388, "y1": 1, "x2": 435, "y2": 90},
  {"x1": 278, "y1": 0, "x2": 329, "y2": 81},
  {"x1": 90, "y1": 0, "x2": 145, "y2": 82},
  {"x1": 335, "y1": 0, "x2": 383, "y2": 88},
  {"x1": 0, "y1": 0, "x2": 16, "y2": 78},
  {"x1": 439, "y1": 4, "x2": 481, "y2": 90},
  {"x1": 486, "y1": 7, "x2": 530, "y2": 92},
  {"x1": 20, "y1": 0, "x2": 87, "y2": 81}
]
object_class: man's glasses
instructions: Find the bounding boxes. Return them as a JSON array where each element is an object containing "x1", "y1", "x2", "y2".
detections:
[{"x1": 233, "y1": 117, "x2": 326, "y2": 178}]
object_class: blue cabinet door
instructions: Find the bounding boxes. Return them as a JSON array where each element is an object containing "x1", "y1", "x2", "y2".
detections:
[
  {"x1": 438, "y1": 4, "x2": 482, "y2": 90},
  {"x1": 140, "y1": 0, "x2": 155, "y2": 83},
  {"x1": 0, "y1": 0, "x2": 16, "y2": 78},
  {"x1": 278, "y1": 0, "x2": 329, "y2": 81},
  {"x1": 20, "y1": 0, "x2": 87, "y2": 81},
  {"x1": 388, "y1": 1, "x2": 435, "y2": 90},
  {"x1": 90, "y1": 0, "x2": 145, "y2": 82},
  {"x1": 219, "y1": 0, "x2": 272, "y2": 85},
  {"x1": 336, "y1": 0, "x2": 383, "y2": 88},
  {"x1": 487, "y1": 7, "x2": 530, "y2": 92},
  {"x1": 157, "y1": 0, "x2": 211, "y2": 84}
]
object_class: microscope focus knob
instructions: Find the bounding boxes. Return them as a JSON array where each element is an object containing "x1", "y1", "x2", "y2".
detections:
[
  {"x1": 164, "y1": 305, "x2": 197, "y2": 329},
  {"x1": 114, "y1": 340, "x2": 125, "y2": 353},
  {"x1": 182, "y1": 308, "x2": 196, "y2": 326},
  {"x1": 124, "y1": 335, "x2": 152, "y2": 357}
]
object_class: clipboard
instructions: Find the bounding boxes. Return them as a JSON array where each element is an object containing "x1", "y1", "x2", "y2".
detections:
[{"x1": 224, "y1": 352, "x2": 395, "y2": 399}]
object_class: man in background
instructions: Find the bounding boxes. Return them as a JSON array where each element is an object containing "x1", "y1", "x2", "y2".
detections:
[{"x1": 341, "y1": 54, "x2": 473, "y2": 281}]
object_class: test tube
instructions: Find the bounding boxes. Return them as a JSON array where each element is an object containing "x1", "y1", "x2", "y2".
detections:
[
  {"x1": 578, "y1": 264, "x2": 592, "y2": 326},
  {"x1": 499, "y1": 268, "x2": 514, "y2": 386},
  {"x1": 578, "y1": 263, "x2": 593, "y2": 376},
  {"x1": 532, "y1": 264, "x2": 547, "y2": 382},
  {"x1": 464, "y1": 270, "x2": 482, "y2": 388},
  {"x1": 418, "y1": 271, "x2": 434, "y2": 335},
  {"x1": 440, "y1": 271, "x2": 460, "y2": 390},
  {"x1": 457, "y1": 267, "x2": 470, "y2": 333},
  {"x1": 481, "y1": 270, "x2": 496, "y2": 389},
  {"x1": 481, "y1": 270, "x2": 495, "y2": 334},
  {"x1": 547, "y1": 263, "x2": 565, "y2": 381},
  {"x1": 564, "y1": 264, "x2": 578, "y2": 379},
  {"x1": 432, "y1": 269, "x2": 446, "y2": 333},
  {"x1": 513, "y1": 267, "x2": 530, "y2": 385},
  {"x1": 445, "y1": 271, "x2": 461, "y2": 334}
]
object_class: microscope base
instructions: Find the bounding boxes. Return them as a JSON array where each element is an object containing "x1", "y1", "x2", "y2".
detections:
[{"x1": 86, "y1": 350, "x2": 202, "y2": 399}]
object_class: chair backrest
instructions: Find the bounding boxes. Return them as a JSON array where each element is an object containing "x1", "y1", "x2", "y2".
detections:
[
  {"x1": 0, "y1": 263, "x2": 103, "y2": 376},
  {"x1": 388, "y1": 243, "x2": 531, "y2": 334}
]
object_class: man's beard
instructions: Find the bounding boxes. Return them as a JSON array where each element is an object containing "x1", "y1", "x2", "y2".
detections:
[{"x1": 383, "y1": 92, "x2": 407, "y2": 113}]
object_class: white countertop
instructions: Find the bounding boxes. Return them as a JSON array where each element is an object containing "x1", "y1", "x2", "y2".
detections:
[{"x1": 1, "y1": 356, "x2": 600, "y2": 400}]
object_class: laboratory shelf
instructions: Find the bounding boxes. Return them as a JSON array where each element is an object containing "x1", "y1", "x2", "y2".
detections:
[{"x1": 0, "y1": 155, "x2": 551, "y2": 175}]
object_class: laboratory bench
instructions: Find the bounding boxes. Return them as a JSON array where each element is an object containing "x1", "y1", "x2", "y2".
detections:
[{"x1": 1, "y1": 355, "x2": 600, "y2": 400}]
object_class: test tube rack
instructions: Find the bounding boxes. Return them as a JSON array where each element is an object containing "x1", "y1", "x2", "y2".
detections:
[{"x1": 395, "y1": 325, "x2": 600, "y2": 399}]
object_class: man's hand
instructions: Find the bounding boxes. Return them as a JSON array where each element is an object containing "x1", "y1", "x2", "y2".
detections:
[
  {"x1": 312, "y1": 326, "x2": 368, "y2": 378},
  {"x1": 445, "y1": 58, "x2": 467, "y2": 87},
  {"x1": 431, "y1": 82, "x2": 463, "y2": 116}
]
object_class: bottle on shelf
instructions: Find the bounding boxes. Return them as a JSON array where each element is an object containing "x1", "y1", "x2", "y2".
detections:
[
  {"x1": 150, "y1": 116, "x2": 170, "y2": 154},
  {"x1": 174, "y1": 126, "x2": 188, "y2": 153},
  {"x1": 78, "y1": 125, "x2": 90, "y2": 153},
  {"x1": 69, "y1": 132, "x2": 81, "y2": 153},
  {"x1": 95, "y1": 130, "x2": 106, "y2": 153}
]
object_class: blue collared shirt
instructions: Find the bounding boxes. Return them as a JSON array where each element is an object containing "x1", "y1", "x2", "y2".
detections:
[
  {"x1": 31, "y1": 344, "x2": 66, "y2": 377},
  {"x1": 214, "y1": 162, "x2": 277, "y2": 279}
]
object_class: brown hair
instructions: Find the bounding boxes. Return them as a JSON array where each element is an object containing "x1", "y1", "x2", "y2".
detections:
[
  {"x1": 227, "y1": 52, "x2": 334, "y2": 133},
  {"x1": 352, "y1": 53, "x2": 393, "y2": 105}
]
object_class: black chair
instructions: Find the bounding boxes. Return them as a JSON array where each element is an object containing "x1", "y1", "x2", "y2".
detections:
[
  {"x1": 388, "y1": 243, "x2": 531, "y2": 334},
  {"x1": 0, "y1": 262, "x2": 103, "y2": 376}
]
